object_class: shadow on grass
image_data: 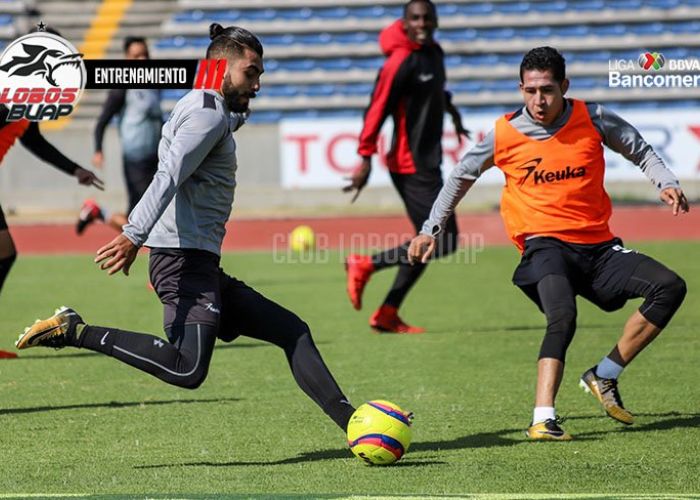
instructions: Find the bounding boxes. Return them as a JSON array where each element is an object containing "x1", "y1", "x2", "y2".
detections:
[
  {"x1": 10, "y1": 342, "x2": 272, "y2": 361},
  {"x1": 0, "y1": 397, "x2": 240, "y2": 416},
  {"x1": 573, "y1": 411, "x2": 700, "y2": 437},
  {"x1": 135, "y1": 429, "x2": 532, "y2": 470}
]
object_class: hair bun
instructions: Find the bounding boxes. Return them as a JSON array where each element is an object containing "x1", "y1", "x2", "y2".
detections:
[{"x1": 209, "y1": 23, "x2": 225, "y2": 40}]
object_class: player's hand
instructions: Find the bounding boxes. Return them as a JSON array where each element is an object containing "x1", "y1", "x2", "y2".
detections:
[
  {"x1": 408, "y1": 234, "x2": 436, "y2": 265},
  {"x1": 75, "y1": 167, "x2": 104, "y2": 191},
  {"x1": 92, "y1": 151, "x2": 104, "y2": 169},
  {"x1": 660, "y1": 187, "x2": 689, "y2": 216},
  {"x1": 454, "y1": 123, "x2": 471, "y2": 144},
  {"x1": 342, "y1": 157, "x2": 371, "y2": 203},
  {"x1": 95, "y1": 234, "x2": 139, "y2": 276}
]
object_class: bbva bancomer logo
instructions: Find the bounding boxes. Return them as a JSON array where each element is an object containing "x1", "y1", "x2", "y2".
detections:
[{"x1": 0, "y1": 27, "x2": 86, "y2": 121}]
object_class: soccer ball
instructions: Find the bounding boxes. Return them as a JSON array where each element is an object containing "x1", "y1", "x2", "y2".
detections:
[
  {"x1": 347, "y1": 400, "x2": 413, "y2": 465},
  {"x1": 289, "y1": 225, "x2": 315, "y2": 252}
]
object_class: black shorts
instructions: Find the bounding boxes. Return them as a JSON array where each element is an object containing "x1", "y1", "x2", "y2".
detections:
[
  {"x1": 124, "y1": 155, "x2": 158, "y2": 214},
  {"x1": 0, "y1": 204, "x2": 7, "y2": 231},
  {"x1": 149, "y1": 248, "x2": 304, "y2": 342},
  {"x1": 513, "y1": 237, "x2": 653, "y2": 312}
]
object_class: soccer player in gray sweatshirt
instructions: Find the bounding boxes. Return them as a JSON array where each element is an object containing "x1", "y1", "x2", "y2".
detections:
[{"x1": 16, "y1": 24, "x2": 357, "y2": 433}]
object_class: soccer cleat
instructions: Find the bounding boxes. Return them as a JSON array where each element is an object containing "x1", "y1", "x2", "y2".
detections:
[
  {"x1": 370, "y1": 305, "x2": 425, "y2": 334},
  {"x1": 526, "y1": 417, "x2": 573, "y2": 441},
  {"x1": 76, "y1": 198, "x2": 104, "y2": 235},
  {"x1": 345, "y1": 254, "x2": 375, "y2": 310},
  {"x1": 15, "y1": 306, "x2": 84, "y2": 350},
  {"x1": 580, "y1": 367, "x2": 634, "y2": 425}
]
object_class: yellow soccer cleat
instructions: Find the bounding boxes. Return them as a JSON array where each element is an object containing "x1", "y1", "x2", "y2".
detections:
[
  {"x1": 580, "y1": 367, "x2": 634, "y2": 425},
  {"x1": 15, "y1": 306, "x2": 84, "y2": 350},
  {"x1": 526, "y1": 418, "x2": 573, "y2": 441}
]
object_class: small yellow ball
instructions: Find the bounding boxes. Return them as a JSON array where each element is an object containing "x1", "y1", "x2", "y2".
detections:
[{"x1": 289, "y1": 225, "x2": 316, "y2": 252}]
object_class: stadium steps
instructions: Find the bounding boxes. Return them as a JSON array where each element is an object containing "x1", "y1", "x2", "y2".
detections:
[{"x1": 160, "y1": 5, "x2": 700, "y2": 36}]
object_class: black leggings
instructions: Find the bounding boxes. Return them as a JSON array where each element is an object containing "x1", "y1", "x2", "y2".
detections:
[
  {"x1": 538, "y1": 259, "x2": 686, "y2": 361},
  {"x1": 371, "y1": 171, "x2": 458, "y2": 308}
]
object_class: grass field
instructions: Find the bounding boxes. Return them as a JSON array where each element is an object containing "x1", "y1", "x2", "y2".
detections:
[{"x1": 1, "y1": 241, "x2": 698, "y2": 498}]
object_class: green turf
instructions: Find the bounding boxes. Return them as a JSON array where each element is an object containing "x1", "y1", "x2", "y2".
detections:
[{"x1": 0, "y1": 242, "x2": 698, "y2": 497}]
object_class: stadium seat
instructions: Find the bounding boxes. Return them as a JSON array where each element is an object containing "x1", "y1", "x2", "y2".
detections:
[
  {"x1": 588, "y1": 24, "x2": 627, "y2": 37},
  {"x1": 493, "y1": 2, "x2": 531, "y2": 14},
  {"x1": 455, "y1": 3, "x2": 494, "y2": 15},
  {"x1": 438, "y1": 29, "x2": 477, "y2": 42},
  {"x1": 567, "y1": 0, "x2": 605, "y2": 11}
]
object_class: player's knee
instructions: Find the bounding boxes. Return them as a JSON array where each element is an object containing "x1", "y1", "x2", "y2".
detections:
[
  {"x1": 662, "y1": 274, "x2": 687, "y2": 308},
  {"x1": 539, "y1": 306, "x2": 577, "y2": 360},
  {"x1": 0, "y1": 252, "x2": 17, "y2": 269}
]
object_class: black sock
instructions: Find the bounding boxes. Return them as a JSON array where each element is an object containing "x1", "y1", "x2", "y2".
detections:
[
  {"x1": 286, "y1": 333, "x2": 355, "y2": 430},
  {"x1": 383, "y1": 261, "x2": 427, "y2": 308},
  {"x1": 0, "y1": 253, "x2": 16, "y2": 294},
  {"x1": 77, "y1": 323, "x2": 217, "y2": 389},
  {"x1": 371, "y1": 242, "x2": 410, "y2": 271}
]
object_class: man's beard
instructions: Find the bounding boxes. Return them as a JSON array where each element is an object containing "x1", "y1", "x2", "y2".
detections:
[{"x1": 222, "y1": 77, "x2": 251, "y2": 113}]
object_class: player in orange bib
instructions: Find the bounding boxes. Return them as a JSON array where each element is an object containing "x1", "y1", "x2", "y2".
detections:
[{"x1": 409, "y1": 47, "x2": 689, "y2": 440}]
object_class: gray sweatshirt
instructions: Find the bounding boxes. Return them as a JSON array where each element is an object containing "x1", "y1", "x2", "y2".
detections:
[
  {"x1": 122, "y1": 90, "x2": 245, "y2": 255},
  {"x1": 421, "y1": 100, "x2": 681, "y2": 236}
]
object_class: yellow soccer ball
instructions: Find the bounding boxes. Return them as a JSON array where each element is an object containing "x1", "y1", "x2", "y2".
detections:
[
  {"x1": 347, "y1": 400, "x2": 413, "y2": 465},
  {"x1": 289, "y1": 225, "x2": 315, "y2": 252}
]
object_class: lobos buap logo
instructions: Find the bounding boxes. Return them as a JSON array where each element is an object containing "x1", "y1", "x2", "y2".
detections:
[{"x1": 0, "y1": 24, "x2": 86, "y2": 121}]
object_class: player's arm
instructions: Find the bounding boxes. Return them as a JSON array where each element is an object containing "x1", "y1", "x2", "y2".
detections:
[
  {"x1": 591, "y1": 103, "x2": 689, "y2": 215},
  {"x1": 93, "y1": 89, "x2": 126, "y2": 168},
  {"x1": 96, "y1": 108, "x2": 227, "y2": 276},
  {"x1": 409, "y1": 130, "x2": 495, "y2": 264},
  {"x1": 344, "y1": 52, "x2": 411, "y2": 201},
  {"x1": 445, "y1": 90, "x2": 470, "y2": 143},
  {"x1": 19, "y1": 122, "x2": 103, "y2": 189}
]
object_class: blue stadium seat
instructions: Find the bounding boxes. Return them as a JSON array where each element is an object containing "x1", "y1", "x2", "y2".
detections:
[
  {"x1": 314, "y1": 7, "x2": 349, "y2": 19},
  {"x1": 588, "y1": 24, "x2": 627, "y2": 37},
  {"x1": 302, "y1": 84, "x2": 336, "y2": 97},
  {"x1": 644, "y1": 0, "x2": 679, "y2": 8},
  {"x1": 275, "y1": 59, "x2": 314, "y2": 71},
  {"x1": 551, "y1": 25, "x2": 590, "y2": 37},
  {"x1": 460, "y1": 54, "x2": 499, "y2": 66},
  {"x1": 352, "y1": 58, "x2": 384, "y2": 70},
  {"x1": 436, "y1": 4, "x2": 458, "y2": 16},
  {"x1": 669, "y1": 21, "x2": 700, "y2": 34},
  {"x1": 296, "y1": 33, "x2": 333, "y2": 45},
  {"x1": 450, "y1": 81, "x2": 484, "y2": 93},
  {"x1": 455, "y1": 3, "x2": 494, "y2": 15},
  {"x1": 238, "y1": 9, "x2": 277, "y2": 21},
  {"x1": 529, "y1": 1, "x2": 567, "y2": 12},
  {"x1": 493, "y1": 2, "x2": 531, "y2": 14},
  {"x1": 352, "y1": 6, "x2": 386, "y2": 18},
  {"x1": 478, "y1": 28, "x2": 516, "y2": 40},
  {"x1": 567, "y1": 51, "x2": 612, "y2": 63},
  {"x1": 275, "y1": 9, "x2": 312, "y2": 20},
  {"x1": 444, "y1": 55, "x2": 464, "y2": 67},
  {"x1": 317, "y1": 58, "x2": 352, "y2": 71},
  {"x1": 261, "y1": 34, "x2": 296, "y2": 46},
  {"x1": 486, "y1": 80, "x2": 518, "y2": 92},
  {"x1": 567, "y1": 0, "x2": 605, "y2": 11},
  {"x1": 571, "y1": 78, "x2": 603, "y2": 89},
  {"x1": 263, "y1": 85, "x2": 298, "y2": 98},
  {"x1": 438, "y1": 29, "x2": 477, "y2": 42},
  {"x1": 606, "y1": 0, "x2": 642, "y2": 9},
  {"x1": 626, "y1": 23, "x2": 665, "y2": 35},
  {"x1": 513, "y1": 26, "x2": 552, "y2": 39},
  {"x1": 336, "y1": 83, "x2": 375, "y2": 96},
  {"x1": 497, "y1": 53, "x2": 525, "y2": 65},
  {"x1": 333, "y1": 32, "x2": 372, "y2": 44}
]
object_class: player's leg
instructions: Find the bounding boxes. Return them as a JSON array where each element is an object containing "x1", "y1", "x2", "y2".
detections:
[
  {"x1": 580, "y1": 245, "x2": 686, "y2": 424},
  {"x1": 0, "y1": 205, "x2": 17, "y2": 295},
  {"x1": 218, "y1": 275, "x2": 355, "y2": 430},
  {"x1": 16, "y1": 249, "x2": 220, "y2": 389},
  {"x1": 371, "y1": 172, "x2": 457, "y2": 333}
]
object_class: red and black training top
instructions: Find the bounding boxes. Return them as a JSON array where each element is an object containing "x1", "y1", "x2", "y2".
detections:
[
  {"x1": 357, "y1": 20, "x2": 448, "y2": 174},
  {"x1": 0, "y1": 104, "x2": 81, "y2": 174}
]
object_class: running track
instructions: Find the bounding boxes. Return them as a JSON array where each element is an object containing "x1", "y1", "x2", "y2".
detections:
[{"x1": 9, "y1": 206, "x2": 700, "y2": 255}]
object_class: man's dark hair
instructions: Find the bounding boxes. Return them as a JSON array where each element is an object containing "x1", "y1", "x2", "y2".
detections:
[
  {"x1": 520, "y1": 46, "x2": 566, "y2": 83},
  {"x1": 403, "y1": 0, "x2": 437, "y2": 19},
  {"x1": 124, "y1": 36, "x2": 147, "y2": 53},
  {"x1": 207, "y1": 23, "x2": 263, "y2": 59}
]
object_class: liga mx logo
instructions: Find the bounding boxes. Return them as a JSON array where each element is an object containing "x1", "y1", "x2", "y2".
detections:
[
  {"x1": 0, "y1": 25, "x2": 86, "y2": 121},
  {"x1": 638, "y1": 52, "x2": 665, "y2": 71}
]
